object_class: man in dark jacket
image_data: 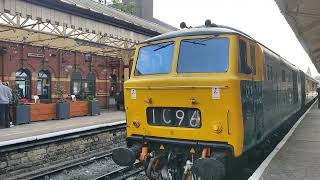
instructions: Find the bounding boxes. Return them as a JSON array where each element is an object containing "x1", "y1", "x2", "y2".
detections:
[{"x1": 0, "y1": 80, "x2": 12, "y2": 128}]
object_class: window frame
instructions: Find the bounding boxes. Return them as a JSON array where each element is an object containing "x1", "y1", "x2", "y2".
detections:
[{"x1": 37, "y1": 70, "x2": 51, "y2": 100}]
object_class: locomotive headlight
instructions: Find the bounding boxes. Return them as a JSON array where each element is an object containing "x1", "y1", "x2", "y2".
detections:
[
  {"x1": 212, "y1": 122, "x2": 222, "y2": 134},
  {"x1": 133, "y1": 120, "x2": 141, "y2": 128}
]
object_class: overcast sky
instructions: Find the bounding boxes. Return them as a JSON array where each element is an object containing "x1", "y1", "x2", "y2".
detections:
[{"x1": 153, "y1": 0, "x2": 319, "y2": 77}]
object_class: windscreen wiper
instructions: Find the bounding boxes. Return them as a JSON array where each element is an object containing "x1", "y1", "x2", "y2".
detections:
[
  {"x1": 153, "y1": 42, "x2": 174, "y2": 51},
  {"x1": 183, "y1": 40, "x2": 206, "y2": 46},
  {"x1": 183, "y1": 35, "x2": 218, "y2": 45}
]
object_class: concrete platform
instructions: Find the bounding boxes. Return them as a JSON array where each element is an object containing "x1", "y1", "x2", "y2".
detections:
[
  {"x1": 250, "y1": 101, "x2": 320, "y2": 180},
  {"x1": 0, "y1": 110, "x2": 125, "y2": 144}
]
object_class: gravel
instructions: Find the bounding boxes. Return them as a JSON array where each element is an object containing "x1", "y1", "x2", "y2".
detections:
[{"x1": 43, "y1": 156, "x2": 120, "y2": 180}]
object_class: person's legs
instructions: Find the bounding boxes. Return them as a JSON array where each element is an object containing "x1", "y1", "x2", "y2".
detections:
[
  {"x1": 4, "y1": 104, "x2": 10, "y2": 128},
  {"x1": 0, "y1": 104, "x2": 5, "y2": 128},
  {"x1": 12, "y1": 105, "x2": 17, "y2": 125}
]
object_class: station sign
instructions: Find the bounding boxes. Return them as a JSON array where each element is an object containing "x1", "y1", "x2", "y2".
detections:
[{"x1": 27, "y1": 53, "x2": 44, "y2": 58}]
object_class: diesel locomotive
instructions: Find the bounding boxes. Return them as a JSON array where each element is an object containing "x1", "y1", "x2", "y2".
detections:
[{"x1": 112, "y1": 21, "x2": 318, "y2": 180}]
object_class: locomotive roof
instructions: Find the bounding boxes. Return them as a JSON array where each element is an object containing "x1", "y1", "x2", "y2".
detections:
[
  {"x1": 143, "y1": 25, "x2": 305, "y2": 74},
  {"x1": 144, "y1": 26, "x2": 250, "y2": 43}
]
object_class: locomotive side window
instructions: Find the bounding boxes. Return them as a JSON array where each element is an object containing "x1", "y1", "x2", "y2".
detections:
[
  {"x1": 250, "y1": 44, "x2": 256, "y2": 75},
  {"x1": 266, "y1": 64, "x2": 273, "y2": 81},
  {"x1": 282, "y1": 70, "x2": 286, "y2": 82},
  {"x1": 270, "y1": 66, "x2": 273, "y2": 80},
  {"x1": 266, "y1": 65, "x2": 270, "y2": 80},
  {"x1": 239, "y1": 39, "x2": 248, "y2": 73}
]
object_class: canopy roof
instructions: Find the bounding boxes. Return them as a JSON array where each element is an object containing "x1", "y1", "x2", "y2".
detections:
[{"x1": 275, "y1": 0, "x2": 320, "y2": 72}]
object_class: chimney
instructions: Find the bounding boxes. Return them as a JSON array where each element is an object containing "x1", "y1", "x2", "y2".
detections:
[{"x1": 123, "y1": 0, "x2": 154, "y2": 21}]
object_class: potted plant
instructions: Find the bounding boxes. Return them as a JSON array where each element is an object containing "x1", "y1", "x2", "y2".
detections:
[
  {"x1": 56, "y1": 81, "x2": 70, "y2": 120},
  {"x1": 87, "y1": 95, "x2": 100, "y2": 116},
  {"x1": 14, "y1": 95, "x2": 31, "y2": 125}
]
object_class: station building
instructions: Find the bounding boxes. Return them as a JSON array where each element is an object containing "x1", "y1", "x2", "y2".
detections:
[
  {"x1": 0, "y1": 0, "x2": 174, "y2": 108},
  {"x1": 0, "y1": 42, "x2": 124, "y2": 106}
]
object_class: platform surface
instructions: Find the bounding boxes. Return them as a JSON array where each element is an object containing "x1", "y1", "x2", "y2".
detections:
[
  {"x1": 0, "y1": 110, "x2": 125, "y2": 143},
  {"x1": 257, "y1": 103, "x2": 320, "y2": 180}
]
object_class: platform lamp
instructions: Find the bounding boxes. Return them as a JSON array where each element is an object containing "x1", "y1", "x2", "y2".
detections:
[
  {"x1": 85, "y1": 53, "x2": 93, "y2": 72},
  {"x1": 0, "y1": 47, "x2": 7, "y2": 82}
]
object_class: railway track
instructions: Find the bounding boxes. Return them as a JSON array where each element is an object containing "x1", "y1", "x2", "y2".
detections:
[
  {"x1": 31, "y1": 151, "x2": 114, "y2": 180},
  {"x1": 17, "y1": 122, "x2": 128, "y2": 180},
  {"x1": 31, "y1": 150, "x2": 144, "y2": 180},
  {"x1": 93, "y1": 161, "x2": 144, "y2": 180}
]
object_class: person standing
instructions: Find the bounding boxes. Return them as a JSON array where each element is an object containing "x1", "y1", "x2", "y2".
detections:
[
  {"x1": 0, "y1": 80, "x2": 12, "y2": 128},
  {"x1": 317, "y1": 87, "x2": 320, "y2": 109}
]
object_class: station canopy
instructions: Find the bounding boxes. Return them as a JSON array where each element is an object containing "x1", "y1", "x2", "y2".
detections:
[
  {"x1": 0, "y1": 0, "x2": 172, "y2": 58},
  {"x1": 276, "y1": 0, "x2": 320, "y2": 72}
]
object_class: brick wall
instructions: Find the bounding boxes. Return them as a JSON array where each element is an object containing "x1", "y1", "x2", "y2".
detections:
[
  {"x1": 0, "y1": 128, "x2": 126, "y2": 179},
  {"x1": 0, "y1": 41, "x2": 124, "y2": 108}
]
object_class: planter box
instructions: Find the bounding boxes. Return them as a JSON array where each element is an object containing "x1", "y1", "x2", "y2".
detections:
[
  {"x1": 70, "y1": 101, "x2": 88, "y2": 117},
  {"x1": 31, "y1": 103, "x2": 56, "y2": 122},
  {"x1": 16, "y1": 105, "x2": 31, "y2": 124},
  {"x1": 56, "y1": 102, "x2": 70, "y2": 120},
  {"x1": 89, "y1": 101, "x2": 100, "y2": 116}
]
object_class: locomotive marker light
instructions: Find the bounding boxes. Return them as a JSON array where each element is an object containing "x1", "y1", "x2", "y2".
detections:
[
  {"x1": 212, "y1": 123, "x2": 223, "y2": 134},
  {"x1": 132, "y1": 120, "x2": 140, "y2": 128}
]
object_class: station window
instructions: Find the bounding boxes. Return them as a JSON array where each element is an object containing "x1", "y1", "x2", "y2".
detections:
[
  {"x1": 239, "y1": 40, "x2": 248, "y2": 73},
  {"x1": 37, "y1": 70, "x2": 51, "y2": 100},
  {"x1": 71, "y1": 72, "x2": 82, "y2": 99},
  {"x1": 282, "y1": 70, "x2": 286, "y2": 82},
  {"x1": 15, "y1": 69, "x2": 31, "y2": 99},
  {"x1": 250, "y1": 45, "x2": 256, "y2": 75}
]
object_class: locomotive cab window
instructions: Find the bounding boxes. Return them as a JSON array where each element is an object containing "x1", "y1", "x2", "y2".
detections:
[
  {"x1": 177, "y1": 38, "x2": 229, "y2": 73},
  {"x1": 135, "y1": 41, "x2": 174, "y2": 76}
]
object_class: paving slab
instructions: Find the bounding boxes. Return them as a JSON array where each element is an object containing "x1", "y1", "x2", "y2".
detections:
[
  {"x1": 257, "y1": 103, "x2": 320, "y2": 180},
  {"x1": 0, "y1": 110, "x2": 125, "y2": 143}
]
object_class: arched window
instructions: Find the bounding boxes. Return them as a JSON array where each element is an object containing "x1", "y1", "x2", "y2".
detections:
[
  {"x1": 37, "y1": 70, "x2": 51, "y2": 100},
  {"x1": 15, "y1": 69, "x2": 31, "y2": 99},
  {"x1": 71, "y1": 72, "x2": 82, "y2": 99}
]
